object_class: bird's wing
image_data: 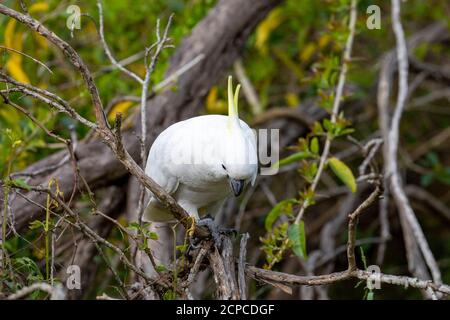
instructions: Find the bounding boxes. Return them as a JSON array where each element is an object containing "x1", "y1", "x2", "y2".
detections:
[
  {"x1": 144, "y1": 167, "x2": 180, "y2": 222},
  {"x1": 143, "y1": 127, "x2": 182, "y2": 222}
]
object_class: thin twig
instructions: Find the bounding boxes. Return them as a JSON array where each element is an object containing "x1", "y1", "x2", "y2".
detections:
[
  {"x1": 0, "y1": 45, "x2": 53, "y2": 74},
  {"x1": 97, "y1": 1, "x2": 143, "y2": 84},
  {"x1": 347, "y1": 185, "x2": 381, "y2": 271}
]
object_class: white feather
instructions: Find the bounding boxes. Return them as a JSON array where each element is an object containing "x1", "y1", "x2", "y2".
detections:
[{"x1": 144, "y1": 114, "x2": 258, "y2": 222}]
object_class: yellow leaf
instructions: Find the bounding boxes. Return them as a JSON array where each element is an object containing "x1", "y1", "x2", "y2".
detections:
[
  {"x1": 318, "y1": 34, "x2": 332, "y2": 49},
  {"x1": 29, "y1": 2, "x2": 49, "y2": 13},
  {"x1": 255, "y1": 8, "x2": 284, "y2": 55},
  {"x1": 6, "y1": 57, "x2": 30, "y2": 84},
  {"x1": 108, "y1": 101, "x2": 134, "y2": 121},
  {"x1": 206, "y1": 86, "x2": 227, "y2": 114},
  {"x1": 5, "y1": 19, "x2": 16, "y2": 48},
  {"x1": 328, "y1": 157, "x2": 357, "y2": 193},
  {"x1": 206, "y1": 86, "x2": 218, "y2": 109},
  {"x1": 33, "y1": 247, "x2": 45, "y2": 260},
  {"x1": 4, "y1": 19, "x2": 30, "y2": 84},
  {"x1": 299, "y1": 42, "x2": 316, "y2": 64},
  {"x1": 285, "y1": 93, "x2": 300, "y2": 107}
]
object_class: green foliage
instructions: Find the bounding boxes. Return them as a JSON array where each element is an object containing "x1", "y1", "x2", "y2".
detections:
[{"x1": 260, "y1": 222, "x2": 291, "y2": 269}]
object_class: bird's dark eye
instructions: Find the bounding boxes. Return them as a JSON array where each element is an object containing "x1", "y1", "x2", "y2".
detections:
[{"x1": 221, "y1": 164, "x2": 226, "y2": 170}]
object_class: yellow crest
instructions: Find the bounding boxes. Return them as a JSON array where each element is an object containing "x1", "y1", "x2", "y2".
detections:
[{"x1": 227, "y1": 76, "x2": 241, "y2": 129}]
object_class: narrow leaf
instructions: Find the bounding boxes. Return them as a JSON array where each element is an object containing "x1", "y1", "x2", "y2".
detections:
[
  {"x1": 288, "y1": 221, "x2": 307, "y2": 259},
  {"x1": 310, "y1": 137, "x2": 319, "y2": 154},
  {"x1": 274, "y1": 151, "x2": 310, "y2": 168},
  {"x1": 10, "y1": 178, "x2": 32, "y2": 190},
  {"x1": 328, "y1": 157, "x2": 357, "y2": 193}
]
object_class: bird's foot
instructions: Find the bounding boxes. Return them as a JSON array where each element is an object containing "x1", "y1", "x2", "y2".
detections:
[
  {"x1": 196, "y1": 216, "x2": 222, "y2": 248},
  {"x1": 186, "y1": 217, "x2": 238, "y2": 256},
  {"x1": 196, "y1": 217, "x2": 238, "y2": 249}
]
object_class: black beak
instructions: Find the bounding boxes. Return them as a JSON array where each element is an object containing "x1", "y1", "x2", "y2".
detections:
[{"x1": 230, "y1": 179, "x2": 245, "y2": 197}]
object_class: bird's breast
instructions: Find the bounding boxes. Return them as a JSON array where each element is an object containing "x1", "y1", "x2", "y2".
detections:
[{"x1": 174, "y1": 178, "x2": 230, "y2": 208}]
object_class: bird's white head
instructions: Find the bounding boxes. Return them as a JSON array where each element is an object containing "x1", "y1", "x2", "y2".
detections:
[{"x1": 219, "y1": 76, "x2": 258, "y2": 196}]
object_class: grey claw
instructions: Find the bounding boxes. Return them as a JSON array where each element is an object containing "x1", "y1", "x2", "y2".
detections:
[{"x1": 197, "y1": 217, "x2": 223, "y2": 249}]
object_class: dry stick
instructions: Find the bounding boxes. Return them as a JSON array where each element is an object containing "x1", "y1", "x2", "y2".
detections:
[
  {"x1": 0, "y1": 95, "x2": 68, "y2": 145},
  {"x1": 238, "y1": 233, "x2": 250, "y2": 300},
  {"x1": 405, "y1": 185, "x2": 450, "y2": 222},
  {"x1": 7, "y1": 283, "x2": 65, "y2": 300},
  {"x1": 234, "y1": 59, "x2": 263, "y2": 115},
  {"x1": 347, "y1": 185, "x2": 381, "y2": 271},
  {"x1": 221, "y1": 236, "x2": 239, "y2": 300},
  {"x1": 97, "y1": 1, "x2": 143, "y2": 84},
  {"x1": 137, "y1": 15, "x2": 174, "y2": 226},
  {"x1": 94, "y1": 208, "x2": 159, "y2": 272},
  {"x1": 0, "y1": 72, "x2": 68, "y2": 107},
  {"x1": 388, "y1": 0, "x2": 441, "y2": 285},
  {"x1": 0, "y1": 85, "x2": 96, "y2": 130},
  {"x1": 181, "y1": 241, "x2": 211, "y2": 289},
  {"x1": 208, "y1": 246, "x2": 233, "y2": 300},
  {"x1": 91, "y1": 241, "x2": 130, "y2": 299},
  {"x1": 0, "y1": 45, "x2": 53, "y2": 74},
  {"x1": 294, "y1": 0, "x2": 357, "y2": 224},
  {"x1": 246, "y1": 266, "x2": 450, "y2": 296},
  {"x1": 376, "y1": 53, "x2": 393, "y2": 267}
]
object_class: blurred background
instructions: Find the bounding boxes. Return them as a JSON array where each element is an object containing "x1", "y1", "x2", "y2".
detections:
[{"x1": 0, "y1": 0, "x2": 449, "y2": 299}]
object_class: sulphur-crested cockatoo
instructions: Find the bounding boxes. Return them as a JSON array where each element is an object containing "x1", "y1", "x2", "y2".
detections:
[{"x1": 144, "y1": 76, "x2": 257, "y2": 223}]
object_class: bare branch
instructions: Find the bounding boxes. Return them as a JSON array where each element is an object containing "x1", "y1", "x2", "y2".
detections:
[
  {"x1": 0, "y1": 45, "x2": 53, "y2": 74},
  {"x1": 96, "y1": 1, "x2": 144, "y2": 84}
]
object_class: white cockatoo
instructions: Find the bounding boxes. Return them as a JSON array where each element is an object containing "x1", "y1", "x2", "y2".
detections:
[{"x1": 144, "y1": 76, "x2": 258, "y2": 224}]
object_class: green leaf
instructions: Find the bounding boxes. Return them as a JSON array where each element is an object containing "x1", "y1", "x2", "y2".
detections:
[
  {"x1": 323, "y1": 118, "x2": 332, "y2": 131},
  {"x1": 29, "y1": 220, "x2": 45, "y2": 230},
  {"x1": 265, "y1": 199, "x2": 297, "y2": 231},
  {"x1": 155, "y1": 265, "x2": 167, "y2": 273},
  {"x1": 420, "y1": 173, "x2": 434, "y2": 187},
  {"x1": 288, "y1": 221, "x2": 307, "y2": 259},
  {"x1": 147, "y1": 231, "x2": 159, "y2": 240},
  {"x1": 366, "y1": 290, "x2": 374, "y2": 300},
  {"x1": 10, "y1": 178, "x2": 32, "y2": 191},
  {"x1": 162, "y1": 289, "x2": 176, "y2": 300},
  {"x1": 127, "y1": 222, "x2": 140, "y2": 230},
  {"x1": 176, "y1": 244, "x2": 188, "y2": 253},
  {"x1": 328, "y1": 157, "x2": 357, "y2": 192},
  {"x1": 274, "y1": 151, "x2": 310, "y2": 168},
  {"x1": 310, "y1": 137, "x2": 319, "y2": 154}
]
